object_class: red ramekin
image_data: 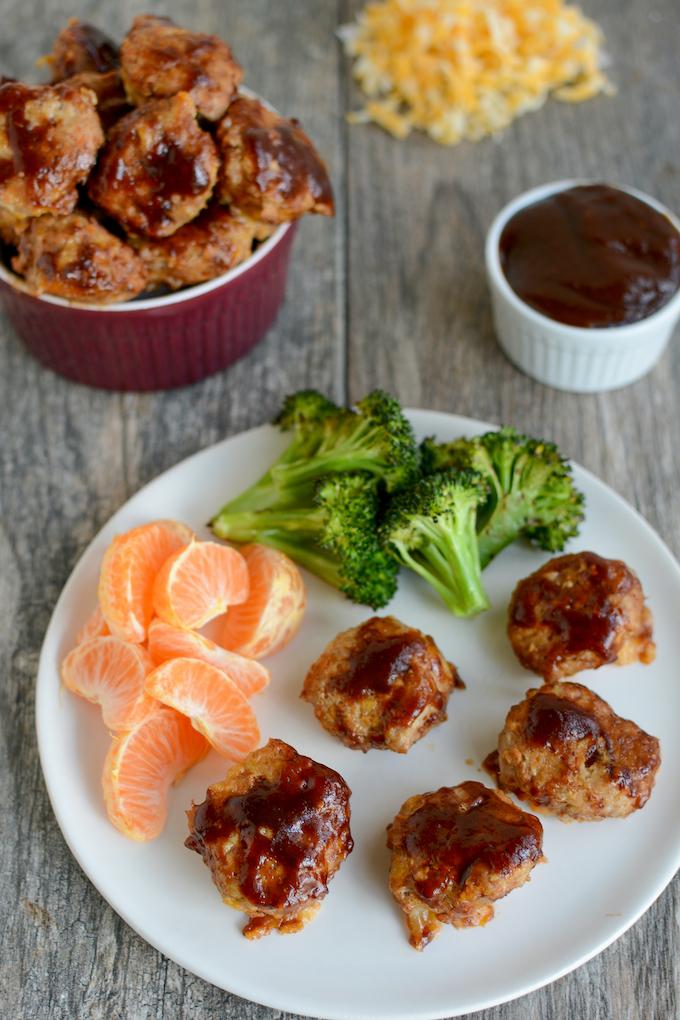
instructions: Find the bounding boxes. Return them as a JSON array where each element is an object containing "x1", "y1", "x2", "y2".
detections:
[{"x1": 0, "y1": 220, "x2": 297, "y2": 391}]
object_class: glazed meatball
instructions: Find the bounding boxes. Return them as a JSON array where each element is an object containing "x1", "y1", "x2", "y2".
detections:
[
  {"x1": 63, "y1": 71, "x2": 130, "y2": 132},
  {"x1": 0, "y1": 81, "x2": 103, "y2": 217},
  {"x1": 508, "y1": 551, "x2": 655, "y2": 682},
  {"x1": 301, "y1": 616, "x2": 459, "y2": 753},
  {"x1": 120, "y1": 14, "x2": 242, "y2": 122},
  {"x1": 133, "y1": 203, "x2": 256, "y2": 289},
  {"x1": 12, "y1": 213, "x2": 147, "y2": 304},
  {"x1": 186, "y1": 739, "x2": 353, "y2": 938},
  {"x1": 487, "y1": 682, "x2": 661, "y2": 821},
  {"x1": 46, "y1": 19, "x2": 119, "y2": 81},
  {"x1": 88, "y1": 92, "x2": 218, "y2": 238},
  {"x1": 216, "y1": 96, "x2": 334, "y2": 224},
  {"x1": 387, "y1": 781, "x2": 544, "y2": 950}
]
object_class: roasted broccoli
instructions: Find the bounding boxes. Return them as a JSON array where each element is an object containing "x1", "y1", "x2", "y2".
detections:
[
  {"x1": 421, "y1": 427, "x2": 584, "y2": 567},
  {"x1": 380, "y1": 471, "x2": 490, "y2": 617},
  {"x1": 212, "y1": 473, "x2": 398, "y2": 609},
  {"x1": 214, "y1": 389, "x2": 419, "y2": 519}
]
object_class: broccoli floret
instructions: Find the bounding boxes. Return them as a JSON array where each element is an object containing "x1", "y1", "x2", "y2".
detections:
[
  {"x1": 380, "y1": 471, "x2": 490, "y2": 617},
  {"x1": 270, "y1": 389, "x2": 419, "y2": 495},
  {"x1": 219, "y1": 390, "x2": 341, "y2": 515},
  {"x1": 422, "y1": 428, "x2": 585, "y2": 567},
  {"x1": 212, "y1": 473, "x2": 398, "y2": 609},
  {"x1": 212, "y1": 389, "x2": 418, "y2": 520}
]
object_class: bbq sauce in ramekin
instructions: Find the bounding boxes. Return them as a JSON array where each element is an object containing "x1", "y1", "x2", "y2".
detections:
[{"x1": 499, "y1": 184, "x2": 680, "y2": 328}]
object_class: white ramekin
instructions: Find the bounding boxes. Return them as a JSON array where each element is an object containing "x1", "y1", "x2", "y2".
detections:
[{"x1": 485, "y1": 179, "x2": 680, "y2": 393}]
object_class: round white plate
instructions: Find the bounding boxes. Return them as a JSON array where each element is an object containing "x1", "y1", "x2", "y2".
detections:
[{"x1": 36, "y1": 411, "x2": 680, "y2": 1020}]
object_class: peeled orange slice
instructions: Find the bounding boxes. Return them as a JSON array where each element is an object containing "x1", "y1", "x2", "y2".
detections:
[
  {"x1": 145, "y1": 657, "x2": 260, "y2": 760},
  {"x1": 99, "y1": 519, "x2": 193, "y2": 644},
  {"x1": 102, "y1": 703, "x2": 209, "y2": 841},
  {"x1": 75, "y1": 605, "x2": 110, "y2": 645},
  {"x1": 152, "y1": 540, "x2": 249, "y2": 630},
  {"x1": 147, "y1": 618, "x2": 270, "y2": 698},
  {"x1": 62, "y1": 636, "x2": 157, "y2": 731},
  {"x1": 219, "y1": 544, "x2": 306, "y2": 658}
]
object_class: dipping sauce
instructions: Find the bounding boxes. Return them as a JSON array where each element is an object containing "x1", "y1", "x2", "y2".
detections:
[{"x1": 499, "y1": 184, "x2": 680, "y2": 327}]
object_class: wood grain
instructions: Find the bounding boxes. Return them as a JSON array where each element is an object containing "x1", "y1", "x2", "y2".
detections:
[{"x1": 0, "y1": 1, "x2": 678, "y2": 1018}]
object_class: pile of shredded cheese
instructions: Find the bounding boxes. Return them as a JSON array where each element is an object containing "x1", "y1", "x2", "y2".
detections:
[{"x1": 340, "y1": 0, "x2": 613, "y2": 144}]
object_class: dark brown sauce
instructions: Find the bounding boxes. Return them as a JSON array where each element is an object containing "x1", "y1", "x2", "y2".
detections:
[
  {"x1": 511, "y1": 552, "x2": 630, "y2": 665},
  {"x1": 70, "y1": 23, "x2": 119, "y2": 74},
  {"x1": 246, "y1": 119, "x2": 332, "y2": 205},
  {"x1": 404, "y1": 782, "x2": 542, "y2": 900},
  {"x1": 341, "y1": 626, "x2": 425, "y2": 698},
  {"x1": 334, "y1": 620, "x2": 447, "y2": 738},
  {"x1": 186, "y1": 753, "x2": 352, "y2": 909},
  {"x1": 500, "y1": 184, "x2": 680, "y2": 327},
  {"x1": 483, "y1": 749, "x2": 500, "y2": 779},
  {"x1": 526, "y1": 692, "x2": 602, "y2": 766},
  {"x1": 96, "y1": 112, "x2": 213, "y2": 231},
  {"x1": 0, "y1": 83, "x2": 52, "y2": 194}
]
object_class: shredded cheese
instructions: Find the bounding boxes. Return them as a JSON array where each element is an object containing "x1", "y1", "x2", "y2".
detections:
[{"x1": 340, "y1": 0, "x2": 613, "y2": 144}]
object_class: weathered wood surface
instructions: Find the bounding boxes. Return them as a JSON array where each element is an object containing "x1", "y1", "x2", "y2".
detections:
[{"x1": 1, "y1": 0, "x2": 678, "y2": 1017}]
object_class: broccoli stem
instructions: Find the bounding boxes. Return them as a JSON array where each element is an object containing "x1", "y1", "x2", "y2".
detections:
[
  {"x1": 210, "y1": 513, "x2": 342, "y2": 590},
  {"x1": 271, "y1": 447, "x2": 384, "y2": 490},
  {"x1": 211, "y1": 507, "x2": 324, "y2": 542},
  {"x1": 392, "y1": 519, "x2": 489, "y2": 617}
]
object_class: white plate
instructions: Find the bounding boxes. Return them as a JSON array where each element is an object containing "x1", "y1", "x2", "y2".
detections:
[{"x1": 36, "y1": 411, "x2": 680, "y2": 1020}]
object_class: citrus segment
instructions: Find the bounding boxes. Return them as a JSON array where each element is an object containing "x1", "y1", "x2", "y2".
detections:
[
  {"x1": 98, "y1": 519, "x2": 194, "y2": 643},
  {"x1": 147, "y1": 618, "x2": 270, "y2": 697},
  {"x1": 102, "y1": 703, "x2": 209, "y2": 841},
  {"x1": 145, "y1": 657, "x2": 260, "y2": 760},
  {"x1": 152, "y1": 540, "x2": 249, "y2": 630},
  {"x1": 75, "y1": 605, "x2": 110, "y2": 645},
  {"x1": 219, "y1": 544, "x2": 306, "y2": 658},
  {"x1": 62, "y1": 635, "x2": 157, "y2": 731}
]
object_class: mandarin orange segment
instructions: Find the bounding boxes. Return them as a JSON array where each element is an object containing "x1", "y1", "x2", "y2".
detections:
[
  {"x1": 219, "y1": 544, "x2": 306, "y2": 659},
  {"x1": 147, "y1": 618, "x2": 270, "y2": 697},
  {"x1": 62, "y1": 635, "x2": 158, "y2": 731},
  {"x1": 98, "y1": 519, "x2": 194, "y2": 644},
  {"x1": 152, "y1": 540, "x2": 249, "y2": 630},
  {"x1": 102, "y1": 703, "x2": 209, "y2": 841},
  {"x1": 145, "y1": 657, "x2": 260, "y2": 760},
  {"x1": 75, "y1": 605, "x2": 110, "y2": 645}
]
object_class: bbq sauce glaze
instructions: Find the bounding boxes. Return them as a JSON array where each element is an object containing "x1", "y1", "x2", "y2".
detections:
[
  {"x1": 510, "y1": 551, "x2": 632, "y2": 669},
  {"x1": 186, "y1": 748, "x2": 353, "y2": 909},
  {"x1": 500, "y1": 184, "x2": 680, "y2": 327},
  {"x1": 403, "y1": 782, "x2": 543, "y2": 900},
  {"x1": 332, "y1": 618, "x2": 457, "y2": 736}
]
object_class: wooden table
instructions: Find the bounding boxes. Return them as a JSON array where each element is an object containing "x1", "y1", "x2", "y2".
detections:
[{"x1": 1, "y1": 1, "x2": 678, "y2": 1017}]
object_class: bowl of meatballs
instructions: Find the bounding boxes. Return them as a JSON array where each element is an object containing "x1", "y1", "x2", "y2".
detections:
[{"x1": 0, "y1": 16, "x2": 334, "y2": 390}]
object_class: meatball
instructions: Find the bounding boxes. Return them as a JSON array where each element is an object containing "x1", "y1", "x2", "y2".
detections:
[
  {"x1": 120, "y1": 14, "x2": 242, "y2": 122},
  {"x1": 301, "y1": 616, "x2": 459, "y2": 753},
  {"x1": 185, "y1": 739, "x2": 353, "y2": 938},
  {"x1": 12, "y1": 213, "x2": 147, "y2": 304},
  {"x1": 216, "y1": 96, "x2": 334, "y2": 224},
  {"x1": 45, "y1": 19, "x2": 119, "y2": 81},
  {"x1": 508, "y1": 551, "x2": 655, "y2": 682},
  {"x1": 387, "y1": 781, "x2": 544, "y2": 950},
  {"x1": 133, "y1": 203, "x2": 256, "y2": 289},
  {"x1": 487, "y1": 681, "x2": 661, "y2": 821},
  {"x1": 88, "y1": 92, "x2": 218, "y2": 238},
  {"x1": 63, "y1": 71, "x2": 130, "y2": 132},
  {"x1": 0, "y1": 205, "x2": 27, "y2": 246},
  {"x1": 0, "y1": 81, "x2": 103, "y2": 217}
]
